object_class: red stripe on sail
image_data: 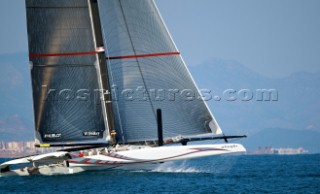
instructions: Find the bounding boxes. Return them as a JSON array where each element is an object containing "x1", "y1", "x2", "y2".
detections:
[
  {"x1": 106, "y1": 52, "x2": 180, "y2": 60},
  {"x1": 29, "y1": 51, "x2": 180, "y2": 60},
  {"x1": 29, "y1": 51, "x2": 98, "y2": 58}
]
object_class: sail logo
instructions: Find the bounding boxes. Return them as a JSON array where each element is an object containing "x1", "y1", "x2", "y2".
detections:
[
  {"x1": 44, "y1": 133, "x2": 61, "y2": 138},
  {"x1": 221, "y1": 144, "x2": 238, "y2": 149},
  {"x1": 83, "y1": 131, "x2": 101, "y2": 136}
]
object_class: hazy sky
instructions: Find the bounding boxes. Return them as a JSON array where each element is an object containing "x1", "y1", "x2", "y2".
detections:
[{"x1": 0, "y1": 0, "x2": 319, "y2": 78}]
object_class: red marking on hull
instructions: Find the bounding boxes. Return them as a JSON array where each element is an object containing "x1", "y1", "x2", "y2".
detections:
[{"x1": 68, "y1": 148, "x2": 226, "y2": 165}]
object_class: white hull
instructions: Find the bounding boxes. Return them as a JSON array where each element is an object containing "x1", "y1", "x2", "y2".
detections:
[{"x1": 0, "y1": 143, "x2": 246, "y2": 176}]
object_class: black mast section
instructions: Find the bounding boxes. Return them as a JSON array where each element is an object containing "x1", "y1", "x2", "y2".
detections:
[
  {"x1": 89, "y1": 0, "x2": 115, "y2": 141},
  {"x1": 157, "y1": 109, "x2": 164, "y2": 146}
]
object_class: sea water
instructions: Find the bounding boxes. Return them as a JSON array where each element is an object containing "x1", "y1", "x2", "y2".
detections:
[{"x1": 0, "y1": 154, "x2": 319, "y2": 193}]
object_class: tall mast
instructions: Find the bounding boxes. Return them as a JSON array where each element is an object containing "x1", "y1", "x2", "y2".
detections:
[{"x1": 88, "y1": 0, "x2": 115, "y2": 143}]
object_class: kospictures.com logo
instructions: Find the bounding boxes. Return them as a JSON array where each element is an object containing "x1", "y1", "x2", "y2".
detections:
[{"x1": 40, "y1": 85, "x2": 278, "y2": 103}]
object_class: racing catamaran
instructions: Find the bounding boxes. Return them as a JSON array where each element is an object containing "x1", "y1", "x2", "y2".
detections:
[{"x1": 0, "y1": 0, "x2": 246, "y2": 176}]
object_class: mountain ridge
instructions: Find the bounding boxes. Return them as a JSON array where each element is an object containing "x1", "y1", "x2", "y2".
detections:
[{"x1": 189, "y1": 58, "x2": 320, "y2": 133}]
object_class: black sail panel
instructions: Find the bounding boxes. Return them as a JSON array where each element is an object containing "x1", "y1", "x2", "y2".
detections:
[
  {"x1": 26, "y1": 0, "x2": 110, "y2": 145},
  {"x1": 98, "y1": 0, "x2": 223, "y2": 143}
]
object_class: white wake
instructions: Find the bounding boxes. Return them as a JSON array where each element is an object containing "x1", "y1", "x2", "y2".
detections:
[{"x1": 151, "y1": 161, "x2": 204, "y2": 173}]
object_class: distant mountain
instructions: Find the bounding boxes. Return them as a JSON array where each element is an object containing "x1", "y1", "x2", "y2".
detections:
[
  {"x1": 189, "y1": 58, "x2": 320, "y2": 135},
  {"x1": 0, "y1": 114, "x2": 33, "y2": 141},
  {"x1": 0, "y1": 53, "x2": 33, "y2": 141},
  {"x1": 0, "y1": 53, "x2": 33, "y2": 119},
  {"x1": 188, "y1": 58, "x2": 320, "y2": 152}
]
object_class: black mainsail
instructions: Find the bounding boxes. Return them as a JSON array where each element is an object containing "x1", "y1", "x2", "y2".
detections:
[{"x1": 26, "y1": 0, "x2": 113, "y2": 146}]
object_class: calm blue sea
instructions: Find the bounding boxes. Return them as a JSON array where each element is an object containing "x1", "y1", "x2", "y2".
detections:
[{"x1": 0, "y1": 154, "x2": 319, "y2": 193}]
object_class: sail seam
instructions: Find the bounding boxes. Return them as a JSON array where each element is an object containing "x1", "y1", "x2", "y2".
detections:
[{"x1": 106, "y1": 52, "x2": 180, "y2": 60}]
